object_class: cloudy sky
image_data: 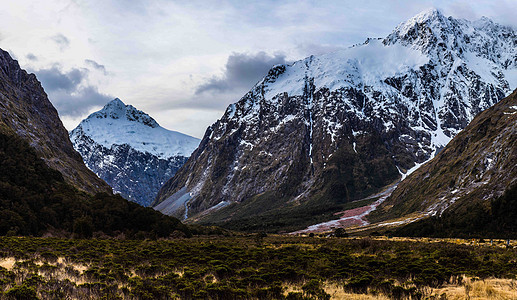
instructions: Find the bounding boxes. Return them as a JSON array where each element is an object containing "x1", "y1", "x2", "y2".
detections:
[{"x1": 1, "y1": 0, "x2": 516, "y2": 138}]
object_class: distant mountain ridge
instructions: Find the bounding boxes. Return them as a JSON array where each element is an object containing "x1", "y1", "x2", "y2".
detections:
[
  {"x1": 70, "y1": 99, "x2": 199, "y2": 206},
  {"x1": 153, "y1": 9, "x2": 517, "y2": 231},
  {"x1": 0, "y1": 48, "x2": 111, "y2": 194}
]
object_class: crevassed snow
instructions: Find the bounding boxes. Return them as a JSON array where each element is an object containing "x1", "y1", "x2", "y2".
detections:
[
  {"x1": 264, "y1": 40, "x2": 429, "y2": 100},
  {"x1": 72, "y1": 99, "x2": 200, "y2": 159}
]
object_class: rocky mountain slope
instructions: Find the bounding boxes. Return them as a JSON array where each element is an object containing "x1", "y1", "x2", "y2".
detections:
[
  {"x1": 70, "y1": 99, "x2": 199, "y2": 206},
  {"x1": 0, "y1": 48, "x2": 110, "y2": 194},
  {"x1": 0, "y1": 49, "x2": 190, "y2": 238},
  {"x1": 369, "y1": 89, "x2": 517, "y2": 237},
  {"x1": 154, "y1": 9, "x2": 517, "y2": 229}
]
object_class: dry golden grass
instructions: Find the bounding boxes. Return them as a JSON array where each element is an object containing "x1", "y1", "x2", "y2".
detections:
[
  {"x1": 0, "y1": 257, "x2": 15, "y2": 270},
  {"x1": 414, "y1": 277, "x2": 517, "y2": 300},
  {"x1": 283, "y1": 281, "x2": 391, "y2": 299},
  {"x1": 323, "y1": 282, "x2": 390, "y2": 299},
  {"x1": 284, "y1": 277, "x2": 517, "y2": 300},
  {"x1": 0, "y1": 257, "x2": 90, "y2": 286}
]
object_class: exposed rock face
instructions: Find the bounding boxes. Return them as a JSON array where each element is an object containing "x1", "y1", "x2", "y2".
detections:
[
  {"x1": 154, "y1": 9, "x2": 517, "y2": 224},
  {"x1": 372, "y1": 89, "x2": 517, "y2": 222},
  {"x1": 0, "y1": 48, "x2": 111, "y2": 194},
  {"x1": 70, "y1": 99, "x2": 199, "y2": 206}
]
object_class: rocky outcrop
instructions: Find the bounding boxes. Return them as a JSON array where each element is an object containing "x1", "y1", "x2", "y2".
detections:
[{"x1": 0, "y1": 48, "x2": 111, "y2": 194}]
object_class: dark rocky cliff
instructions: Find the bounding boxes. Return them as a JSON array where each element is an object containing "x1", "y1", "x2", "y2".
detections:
[{"x1": 0, "y1": 49, "x2": 111, "y2": 194}]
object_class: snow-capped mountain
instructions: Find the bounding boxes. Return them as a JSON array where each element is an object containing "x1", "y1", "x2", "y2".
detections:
[
  {"x1": 154, "y1": 9, "x2": 517, "y2": 228},
  {"x1": 70, "y1": 99, "x2": 200, "y2": 206}
]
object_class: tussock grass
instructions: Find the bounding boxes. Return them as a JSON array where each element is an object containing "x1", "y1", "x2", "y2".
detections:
[
  {"x1": 281, "y1": 278, "x2": 517, "y2": 299},
  {"x1": 426, "y1": 277, "x2": 517, "y2": 300},
  {"x1": 0, "y1": 258, "x2": 15, "y2": 270},
  {"x1": 0, "y1": 236, "x2": 516, "y2": 299}
]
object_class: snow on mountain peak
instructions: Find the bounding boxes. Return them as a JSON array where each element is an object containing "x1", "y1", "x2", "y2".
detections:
[
  {"x1": 407, "y1": 7, "x2": 444, "y2": 25},
  {"x1": 385, "y1": 9, "x2": 517, "y2": 66},
  {"x1": 71, "y1": 99, "x2": 200, "y2": 158},
  {"x1": 218, "y1": 10, "x2": 517, "y2": 161},
  {"x1": 89, "y1": 98, "x2": 160, "y2": 128}
]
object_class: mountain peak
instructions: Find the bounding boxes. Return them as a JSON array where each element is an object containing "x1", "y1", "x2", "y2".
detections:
[
  {"x1": 106, "y1": 97, "x2": 125, "y2": 108},
  {"x1": 92, "y1": 98, "x2": 159, "y2": 128},
  {"x1": 70, "y1": 97, "x2": 201, "y2": 206},
  {"x1": 412, "y1": 7, "x2": 444, "y2": 22},
  {"x1": 153, "y1": 9, "x2": 516, "y2": 224},
  {"x1": 390, "y1": 8, "x2": 449, "y2": 40}
]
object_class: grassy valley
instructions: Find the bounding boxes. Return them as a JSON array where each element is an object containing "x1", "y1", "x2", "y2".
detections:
[{"x1": 1, "y1": 236, "x2": 516, "y2": 299}]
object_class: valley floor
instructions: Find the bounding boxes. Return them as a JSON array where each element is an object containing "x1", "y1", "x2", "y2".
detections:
[
  {"x1": 0, "y1": 236, "x2": 516, "y2": 299},
  {"x1": 292, "y1": 183, "x2": 400, "y2": 234}
]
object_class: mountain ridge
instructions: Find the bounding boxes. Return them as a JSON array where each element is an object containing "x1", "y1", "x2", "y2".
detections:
[{"x1": 0, "y1": 48, "x2": 190, "y2": 238}]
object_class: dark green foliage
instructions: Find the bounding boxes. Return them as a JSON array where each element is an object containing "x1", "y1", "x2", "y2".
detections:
[
  {"x1": 333, "y1": 228, "x2": 348, "y2": 238},
  {"x1": 0, "y1": 132, "x2": 190, "y2": 238},
  {"x1": 1, "y1": 236, "x2": 516, "y2": 299},
  {"x1": 302, "y1": 279, "x2": 330, "y2": 299},
  {"x1": 394, "y1": 184, "x2": 517, "y2": 239},
  {"x1": 5, "y1": 284, "x2": 38, "y2": 300},
  {"x1": 344, "y1": 272, "x2": 373, "y2": 294}
]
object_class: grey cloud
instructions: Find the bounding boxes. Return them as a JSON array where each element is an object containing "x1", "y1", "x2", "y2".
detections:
[
  {"x1": 196, "y1": 51, "x2": 289, "y2": 95},
  {"x1": 50, "y1": 86, "x2": 112, "y2": 117},
  {"x1": 26, "y1": 53, "x2": 38, "y2": 61},
  {"x1": 85, "y1": 59, "x2": 107, "y2": 74},
  {"x1": 33, "y1": 65, "x2": 112, "y2": 117},
  {"x1": 35, "y1": 66, "x2": 86, "y2": 92},
  {"x1": 50, "y1": 34, "x2": 70, "y2": 51}
]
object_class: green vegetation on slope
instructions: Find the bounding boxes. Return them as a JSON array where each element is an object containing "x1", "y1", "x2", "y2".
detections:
[
  {"x1": 371, "y1": 91, "x2": 517, "y2": 227},
  {"x1": 0, "y1": 236, "x2": 516, "y2": 299},
  {"x1": 393, "y1": 183, "x2": 517, "y2": 239},
  {"x1": 0, "y1": 132, "x2": 190, "y2": 238}
]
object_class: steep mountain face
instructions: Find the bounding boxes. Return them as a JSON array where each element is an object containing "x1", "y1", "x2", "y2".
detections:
[
  {"x1": 0, "y1": 48, "x2": 111, "y2": 194},
  {"x1": 70, "y1": 99, "x2": 199, "y2": 206},
  {"x1": 154, "y1": 9, "x2": 517, "y2": 227},
  {"x1": 372, "y1": 89, "x2": 517, "y2": 237}
]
